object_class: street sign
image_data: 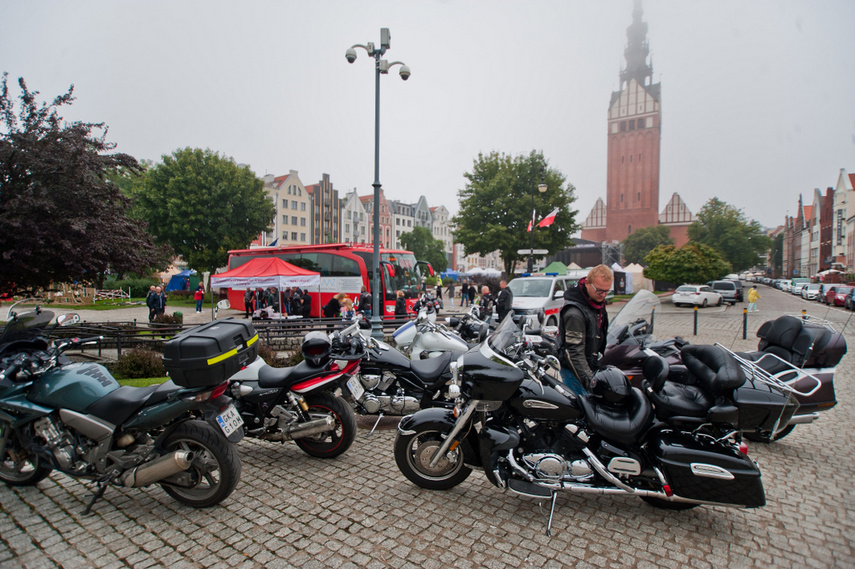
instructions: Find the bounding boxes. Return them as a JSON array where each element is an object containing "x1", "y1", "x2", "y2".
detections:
[{"x1": 517, "y1": 249, "x2": 549, "y2": 255}]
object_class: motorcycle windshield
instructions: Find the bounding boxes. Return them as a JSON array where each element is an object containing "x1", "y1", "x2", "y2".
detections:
[
  {"x1": 487, "y1": 315, "x2": 525, "y2": 360},
  {"x1": 607, "y1": 290, "x2": 660, "y2": 346},
  {"x1": 0, "y1": 309, "x2": 55, "y2": 346}
]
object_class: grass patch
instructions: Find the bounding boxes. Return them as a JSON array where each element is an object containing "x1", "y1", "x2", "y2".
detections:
[{"x1": 118, "y1": 377, "x2": 168, "y2": 387}]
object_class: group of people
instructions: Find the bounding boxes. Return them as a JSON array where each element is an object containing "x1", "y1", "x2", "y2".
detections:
[
  {"x1": 145, "y1": 285, "x2": 168, "y2": 322},
  {"x1": 243, "y1": 287, "x2": 312, "y2": 319},
  {"x1": 322, "y1": 286, "x2": 373, "y2": 321}
]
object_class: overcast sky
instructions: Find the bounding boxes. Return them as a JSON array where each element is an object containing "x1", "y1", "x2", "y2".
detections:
[{"x1": 2, "y1": 0, "x2": 853, "y2": 233}]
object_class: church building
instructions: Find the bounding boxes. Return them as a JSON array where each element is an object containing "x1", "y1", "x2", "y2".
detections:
[{"x1": 581, "y1": 1, "x2": 693, "y2": 246}]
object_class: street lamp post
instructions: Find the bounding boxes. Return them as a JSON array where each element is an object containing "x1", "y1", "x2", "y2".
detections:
[
  {"x1": 346, "y1": 28, "x2": 410, "y2": 339},
  {"x1": 527, "y1": 180, "x2": 548, "y2": 273}
]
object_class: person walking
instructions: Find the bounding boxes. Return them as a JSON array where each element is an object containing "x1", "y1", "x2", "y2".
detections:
[
  {"x1": 358, "y1": 286, "x2": 373, "y2": 319},
  {"x1": 460, "y1": 281, "x2": 469, "y2": 307},
  {"x1": 448, "y1": 280, "x2": 456, "y2": 307},
  {"x1": 395, "y1": 290, "x2": 408, "y2": 317},
  {"x1": 747, "y1": 285, "x2": 761, "y2": 312},
  {"x1": 194, "y1": 283, "x2": 205, "y2": 313},
  {"x1": 467, "y1": 282, "x2": 476, "y2": 307}
]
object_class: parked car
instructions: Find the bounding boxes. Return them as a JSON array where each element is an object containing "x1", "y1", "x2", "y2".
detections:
[
  {"x1": 707, "y1": 280, "x2": 739, "y2": 305},
  {"x1": 672, "y1": 284, "x2": 722, "y2": 308},
  {"x1": 822, "y1": 286, "x2": 839, "y2": 305},
  {"x1": 831, "y1": 286, "x2": 853, "y2": 307},
  {"x1": 729, "y1": 279, "x2": 745, "y2": 301},
  {"x1": 792, "y1": 282, "x2": 808, "y2": 296},
  {"x1": 801, "y1": 283, "x2": 822, "y2": 300}
]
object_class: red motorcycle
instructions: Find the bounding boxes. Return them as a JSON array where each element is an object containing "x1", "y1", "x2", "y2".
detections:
[{"x1": 601, "y1": 290, "x2": 843, "y2": 442}]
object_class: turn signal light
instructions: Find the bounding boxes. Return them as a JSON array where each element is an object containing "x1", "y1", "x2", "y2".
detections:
[
  {"x1": 739, "y1": 442, "x2": 749, "y2": 455},
  {"x1": 663, "y1": 484, "x2": 673, "y2": 497}
]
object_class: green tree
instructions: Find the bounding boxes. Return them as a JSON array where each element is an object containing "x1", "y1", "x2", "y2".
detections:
[
  {"x1": 135, "y1": 148, "x2": 275, "y2": 280},
  {"x1": 452, "y1": 150, "x2": 577, "y2": 276},
  {"x1": 643, "y1": 242, "x2": 731, "y2": 285},
  {"x1": 688, "y1": 198, "x2": 772, "y2": 273},
  {"x1": 399, "y1": 226, "x2": 449, "y2": 272},
  {"x1": 622, "y1": 225, "x2": 674, "y2": 265},
  {"x1": 768, "y1": 233, "x2": 783, "y2": 277},
  {"x1": 0, "y1": 74, "x2": 169, "y2": 295}
]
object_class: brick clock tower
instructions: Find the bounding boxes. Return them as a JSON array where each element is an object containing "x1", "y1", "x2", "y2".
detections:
[{"x1": 582, "y1": 1, "x2": 664, "y2": 244}]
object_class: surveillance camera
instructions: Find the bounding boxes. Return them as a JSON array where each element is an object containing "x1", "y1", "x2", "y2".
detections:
[
  {"x1": 399, "y1": 65, "x2": 411, "y2": 81},
  {"x1": 345, "y1": 48, "x2": 357, "y2": 63}
]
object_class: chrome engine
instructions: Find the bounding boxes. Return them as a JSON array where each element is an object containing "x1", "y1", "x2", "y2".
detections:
[
  {"x1": 358, "y1": 390, "x2": 420, "y2": 415},
  {"x1": 521, "y1": 452, "x2": 594, "y2": 482}
]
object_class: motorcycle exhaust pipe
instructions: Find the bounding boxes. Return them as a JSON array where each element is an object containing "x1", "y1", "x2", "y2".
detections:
[
  {"x1": 120, "y1": 450, "x2": 194, "y2": 488},
  {"x1": 787, "y1": 412, "x2": 819, "y2": 426},
  {"x1": 265, "y1": 416, "x2": 335, "y2": 442}
]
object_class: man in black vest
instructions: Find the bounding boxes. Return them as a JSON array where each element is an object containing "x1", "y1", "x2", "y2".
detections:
[
  {"x1": 496, "y1": 279, "x2": 513, "y2": 322},
  {"x1": 557, "y1": 265, "x2": 613, "y2": 395}
]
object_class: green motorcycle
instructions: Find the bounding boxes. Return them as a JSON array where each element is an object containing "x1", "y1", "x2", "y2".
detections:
[{"x1": 0, "y1": 305, "x2": 246, "y2": 513}]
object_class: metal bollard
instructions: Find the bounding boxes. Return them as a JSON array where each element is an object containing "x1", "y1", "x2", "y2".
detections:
[
  {"x1": 694, "y1": 305, "x2": 698, "y2": 335},
  {"x1": 743, "y1": 307, "x2": 747, "y2": 339}
]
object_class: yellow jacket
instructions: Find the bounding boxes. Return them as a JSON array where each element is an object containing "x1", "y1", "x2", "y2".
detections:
[{"x1": 748, "y1": 288, "x2": 760, "y2": 303}]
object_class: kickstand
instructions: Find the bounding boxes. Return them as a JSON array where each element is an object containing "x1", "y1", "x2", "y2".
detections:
[
  {"x1": 545, "y1": 491, "x2": 558, "y2": 537},
  {"x1": 365, "y1": 413, "x2": 385, "y2": 437},
  {"x1": 83, "y1": 480, "x2": 110, "y2": 515}
]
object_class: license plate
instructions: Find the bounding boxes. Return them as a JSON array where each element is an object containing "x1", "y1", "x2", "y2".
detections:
[
  {"x1": 346, "y1": 375, "x2": 365, "y2": 399},
  {"x1": 216, "y1": 405, "x2": 243, "y2": 437}
]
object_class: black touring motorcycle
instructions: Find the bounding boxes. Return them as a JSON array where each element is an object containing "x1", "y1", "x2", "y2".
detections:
[{"x1": 394, "y1": 315, "x2": 778, "y2": 535}]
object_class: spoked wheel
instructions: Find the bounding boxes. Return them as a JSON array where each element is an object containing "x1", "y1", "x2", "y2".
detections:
[
  {"x1": 0, "y1": 426, "x2": 53, "y2": 486},
  {"x1": 743, "y1": 424, "x2": 795, "y2": 443},
  {"x1": 394, "y1": 427, "x2": 471, "y2": 490},
  {"x1": 294, "y1": 393, "x2": 357, "y2": 458},
  {"x1": 641, "y1": 496, "x2": 699, "y2": 511},
  {"x1": 160, "y1": 421, "x2": 241, "y2": 508}
]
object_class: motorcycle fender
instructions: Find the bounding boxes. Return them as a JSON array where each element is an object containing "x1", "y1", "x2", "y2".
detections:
[
  {"x1": 397, "y1": 407, "x2": 456, "y2": 435},
  {"x1": 198, "y1": 395, "x2": 244, "y2": 444},
  {"x1": 397, "y1": 408, "x2": 481, "y2": 468}
]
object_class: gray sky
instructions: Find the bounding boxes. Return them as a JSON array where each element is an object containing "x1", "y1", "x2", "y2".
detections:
[{"x1": 2, "y1": 0, "x2": 853, "y2": 232}]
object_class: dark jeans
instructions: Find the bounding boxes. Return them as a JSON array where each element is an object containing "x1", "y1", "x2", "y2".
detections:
[{"x1": 560, "y1": 368, "x2": 588, "y2": 396}]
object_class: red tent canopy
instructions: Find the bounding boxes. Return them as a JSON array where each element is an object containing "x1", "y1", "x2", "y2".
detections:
[{"x1": 210, "y1": 257, "x2": 320, "y2": 289}]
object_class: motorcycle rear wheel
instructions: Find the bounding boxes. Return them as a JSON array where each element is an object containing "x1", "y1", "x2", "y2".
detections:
[
  {"x1": 294, "y1": 393, "x2": 357, "y2": 458},
  {"x1": 0, "y1": 427, "x2": 53, "y2": 486},
  {"x1": 160, "y1": 421, "x2": 241, "y2": 508},
  {"x1": 394, "y1": 428, "x2": 471, "y2": 490}
]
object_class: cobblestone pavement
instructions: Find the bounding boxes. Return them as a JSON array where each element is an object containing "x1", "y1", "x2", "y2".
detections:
[{"x1": 1, "y1": 286, "x2": 854, "y2": 568}]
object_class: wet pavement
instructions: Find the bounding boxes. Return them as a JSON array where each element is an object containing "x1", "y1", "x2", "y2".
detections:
[{"x1": 1, "y1": 286, "x2": 853, "y2": 568}]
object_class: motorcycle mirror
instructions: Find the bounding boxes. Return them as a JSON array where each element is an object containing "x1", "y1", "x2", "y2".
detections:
[{"x1": 56, "y1": 314, "x2": 80, "y2": 327}]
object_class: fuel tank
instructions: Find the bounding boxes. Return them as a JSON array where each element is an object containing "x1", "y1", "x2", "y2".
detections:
[
  {"x1": 28, "y1": 363, "x2": 120, "y2": 413},
  {"x1": 508, "y1": 378, "x2": 583, "y2": 421}
]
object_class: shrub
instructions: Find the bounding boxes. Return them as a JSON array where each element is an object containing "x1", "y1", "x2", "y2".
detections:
[
  {"x1": 110, "y1": 277, "x2": 161, "y2": 299},
  {"x1": 257, "y1": 343, "x2": 293, "y2": 368},
  {"x1": 152, "y1": 312, "x2": 183, "y2": 325},
  {"x1": 112, "y1": 348, "x2": 167, "y2": 379}
]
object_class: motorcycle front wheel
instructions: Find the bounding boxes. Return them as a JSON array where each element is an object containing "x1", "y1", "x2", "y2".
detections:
[
  {"x1": 160, "y1": 420, "x2": 241, "y2": 508},
  {"x1": 394, "y1": 427, "x2": 471, "y2": 490},
  {"x1": 294, "y1": 393, "x2": 357, "y2": 458},
  {"x1": 0, "y1": 426, "x2": 53, "y2": 486}
]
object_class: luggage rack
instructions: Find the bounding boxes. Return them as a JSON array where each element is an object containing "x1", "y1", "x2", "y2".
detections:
[
  {"x1": 714, "y1": 343, "x2": 822, "y2": 398},
  {"x1": 784, "y1": 313, "x2": 836, "y2": 331}
]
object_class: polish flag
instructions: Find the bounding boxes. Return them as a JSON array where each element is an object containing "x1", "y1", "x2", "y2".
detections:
[
  {"x1": 527, "y1": 209, "x2": 536, "y2": 232},
  {"x1": 537, "y1": 207, "x2": 559, "y2": 228}
]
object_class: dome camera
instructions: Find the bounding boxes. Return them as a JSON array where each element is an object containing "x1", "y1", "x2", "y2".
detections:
[
  {"x1": 399, "y1": 65, "x2": 411, "y2": 81},
  {"x1": 345, "y1": 48, "x2": 357, "y2": 63}
]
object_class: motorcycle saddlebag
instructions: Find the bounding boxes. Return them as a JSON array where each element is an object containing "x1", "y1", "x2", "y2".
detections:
[
  {"x1": 163, "y1": 318, "x2": 259, "y2": 387},
  {"x1": 649, "y1": 431, "x2": 765, "y2": 508}
]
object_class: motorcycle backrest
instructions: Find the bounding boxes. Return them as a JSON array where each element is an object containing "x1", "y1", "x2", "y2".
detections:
[
  {"x1": 756, "y1": 315, "x2": 802, "y2": 351},
  {"x1": 642, "y1": 356, "x2": 670, "y2": 392},
  {"x1": 681, "y1": 345, "x2": 746, "y2": 396}
]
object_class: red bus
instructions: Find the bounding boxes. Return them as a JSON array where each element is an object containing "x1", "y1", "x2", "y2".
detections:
[{"x1": 225, "y1": 243, "x2": 434, "y2": 318}]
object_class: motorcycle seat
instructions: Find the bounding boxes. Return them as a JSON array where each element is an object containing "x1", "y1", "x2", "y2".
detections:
[
  {"x1": 409, "y1": 351, "x2": 455, "y2": 383},
  {"x1": 85, "y1": 381, "x2": 182, "y2": 426},
  {"x1": 646, "y1": 382, "x2": 712, "y2": 419},
  {"x1": 576, "y1": 387, "x2": 653, "y2": 446},
  {"x1": 258, "y1": 360, "x2": 330, "y2": 389}
]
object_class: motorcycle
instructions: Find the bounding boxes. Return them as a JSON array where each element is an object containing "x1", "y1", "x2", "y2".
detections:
[
  {"x1": 393, "y1": 308, "x2": 471, "y2": 360},
  {"x1": 601, "y1": 290, "x2": 843, "y2": 442},
  {"x1": 227, "y1": 326, "x2": 361, "y2": 458},
  {"x1": 0, "y1": 306, "x2": 244, "y2": 513},
  {"x1": 394, "y1": 316, "x2": 771, "y2": 536},
  {"x1": 339, "y1": 320, "x2": 458, "y2": 425}
]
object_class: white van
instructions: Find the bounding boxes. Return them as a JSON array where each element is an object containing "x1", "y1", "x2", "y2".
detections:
[{"x1": 507, "y1": 273, "x2": 585, "y2": 328}]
